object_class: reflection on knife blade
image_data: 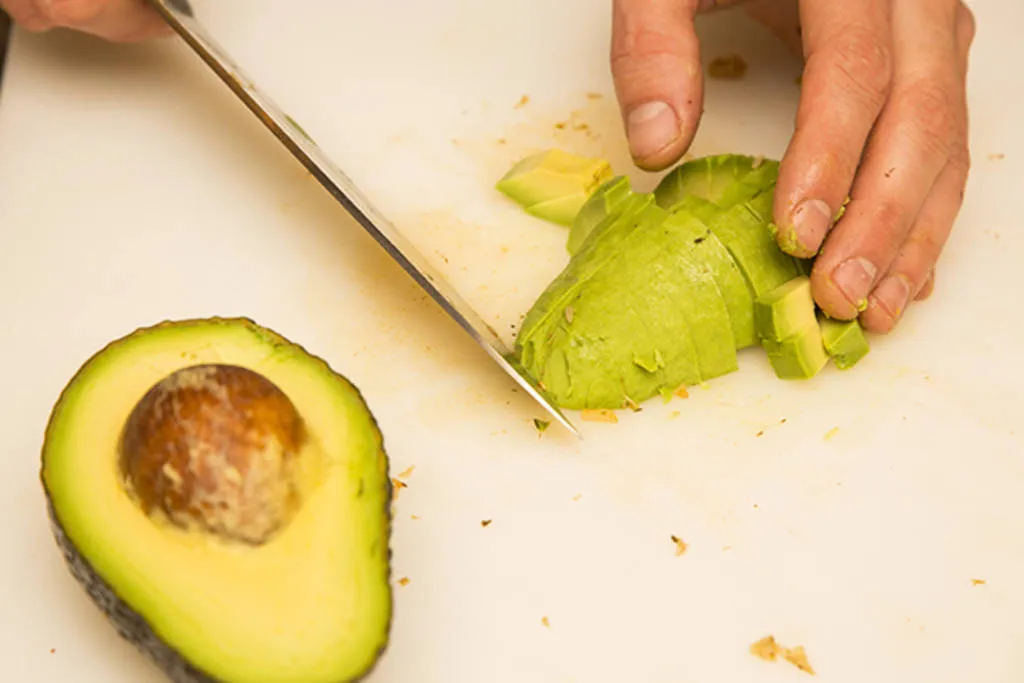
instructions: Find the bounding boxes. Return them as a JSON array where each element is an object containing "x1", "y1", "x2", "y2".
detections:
[{"x1": 145, "y1": 0, "x2": 580, "y2": 438}]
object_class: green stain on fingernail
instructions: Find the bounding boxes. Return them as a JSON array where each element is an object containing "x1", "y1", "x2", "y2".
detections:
[{"x1": 856, "y1": 299, "x2": 869, "y2": 312}]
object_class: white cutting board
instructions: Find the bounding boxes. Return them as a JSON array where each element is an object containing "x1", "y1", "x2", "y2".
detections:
[{"x1": 1, "y1": 1, "x2": 1022, "y2": 681}]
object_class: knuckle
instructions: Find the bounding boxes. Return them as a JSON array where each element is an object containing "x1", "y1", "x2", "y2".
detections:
[
  {"x1": 870, "y1": 200, "x2": 910, "y2": 239},
  {"x1": 828, "y1": 27, "x2": 894, "y2": 111},
  {"x1": 611, "y1": 26, "x2": 683, "y2": 74},
  {"x1": 899, "y1": 79, "x2": 960, "y2": 157}
]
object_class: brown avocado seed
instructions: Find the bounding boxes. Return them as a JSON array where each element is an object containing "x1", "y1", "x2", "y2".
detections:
[{"x1": 119, "y1": 363, "x2": 307, "y2": 545}]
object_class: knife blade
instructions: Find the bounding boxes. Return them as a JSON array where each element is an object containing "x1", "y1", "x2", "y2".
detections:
[{"x1": 145, "y1": 0, "x2": 580, "y2": 438}]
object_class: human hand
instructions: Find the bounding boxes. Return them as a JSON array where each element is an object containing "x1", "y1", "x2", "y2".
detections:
[
  {"x1": 610, "y1": 0, "x2": 976, "y2": 333},
  {"x1": 2, "y1": 0, "x2": 171, "y2": 42}
]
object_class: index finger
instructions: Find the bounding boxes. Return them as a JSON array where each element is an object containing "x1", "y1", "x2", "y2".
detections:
[
  {"x1": 610, "y1": 0, "x2": 705, "y2": 171},
  {"x1": 771, "y1": 0, "x2": 894, "y2": 261}
]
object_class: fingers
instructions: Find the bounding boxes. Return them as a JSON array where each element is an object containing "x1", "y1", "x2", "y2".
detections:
[
  {"x1": 809, "y1": 0, "x2": 968, "y2": 322},
  {"x1": 858, "y1": 2, "x2": 975, "y2": 331},
  {"x1": 610, "y1": 0, "x2": 705, "y2": 171},
  {"x1": 2, "y1": 0, "x2": 171, "y2": 42},
  {"x1": 771, "y1": 0, "x2": 893, "y2": 259}
]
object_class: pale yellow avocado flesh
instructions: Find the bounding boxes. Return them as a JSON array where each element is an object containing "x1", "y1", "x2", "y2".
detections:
[{"x1": 41, "y1": 319, "x2": 392, "y2": 683}]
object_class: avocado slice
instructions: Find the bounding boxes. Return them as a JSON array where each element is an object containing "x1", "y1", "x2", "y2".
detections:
[
  {"x1": 657, "y1": 210, "x2": 740, "y2": 379},
  {"x1": 819, "y1": 315, "x2": 871, "y2": 369},
  {"x1": 668, "y1": 196, "x2": 758, "y2": 349},
  {"x1": 40, "y1": 318, "x2": 393, "y2": 683},
  {"x1": 761, "y1": 324, "x2": 830, "y2": 380},
  {"x1": 496, "y1": 148, "x2": 613, "y2": 219},
  {"x1": 568, "y1": 175, "x2": 634, "y2": 254},
  {"x1": 701, "y1": 188, "x2": 803, "y2": 298},
  {"x1": 754, "y1": 276, "x2": 818, "y2": 342},
  {"x1": 654, "y1": 154, "x2": 780, "y2": 211}
]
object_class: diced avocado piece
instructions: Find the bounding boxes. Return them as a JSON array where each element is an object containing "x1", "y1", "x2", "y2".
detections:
[
  {"x1": 40, "y1": 318, "x2": 393, "y2": 683},
  {"x1": 496, "y1": 148, "x2": 613, "y2": 216},
  {"x1": 568, "y1": 175, "x2": 634, "y2": 254},
  {"x1": 517, "y1": 202, "x2": 707, "y2": 409},
  {"x1": 702, "y1": 188, "x2": 802, "y2": 298},
  {"x1": 526, "y1": 191, "x2": 590, "y2": 227},
  {"x1": 819, "y1": 315, "x2": 871, "y2": 369},
  {"x1": 654, "y1": 154, "x2": 780, "y2": 211},
  {"x1": 762, "y1": 324, "x2": 829, "y2": 380},
  {"x1": 754, "y1": 276, "x2": 817, "y2": 342},
  {"x1": 668, "y1": 196, "x2": 758, "y2": 349}
]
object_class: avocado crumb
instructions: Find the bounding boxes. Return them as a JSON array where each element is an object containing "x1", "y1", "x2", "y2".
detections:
[
  {"x1": 750, "y1": 636, "x2": 814, "y2": 674},
  {"x1": 397, "y1": 465, "x2": 415, "y2": 479},
  {"x1": 750, "y1": 635, "x2": 780, "y2": 661},
  {"x1": 586, "y1": 92, "x2": 603, "y2": 100},
  {"x1": 972, "y1": 578, "x2": 986, "y2": 585},
  {"x1": 533, "y1": 418, "x2": 551, "y2": 434},
  {"x1": 514, "y1": 95, "x2": 529, "y2": 109},
  {"x1": 756, "y1": 430, "x2": 765, "y2": 437},
  {"x1": 670, "y1": 535, "x2": 688, "y2": 556},
  {"x1": 391, "y1": 478, "x2": 408, "y2": 500},
  {"x1": 823, "y1": 427, "x2": 840, "y2": 441},
  {"x1": 481, "y1": 519, "x2": 492, "y2": 527},
  {"x1": 708, "y1": 54, "x2": 748, "y2": 80},
  {"x1": 623, "y1": 396, "x2": 641, "y2": 412},
  {"x1": 411, "y1": 514, "x2": 420, "y2": 520},
  {"x1": 541, "y1": 616, "x2": 550, "y2": 627},
  {"x1": 675, "y1": 386, "x2": 690, "y2": 399},
  {"x1": 669, "y1": 411, "x2": 681, "y2": 419},
  {"x1": 397, "y1": 577, "x2": 410, "y2": 587},
  {"x1": 572, "y1": 494, "x2": 582, "y2": 502},
  {"x1": 989, "y1": 153, "x2": 1005, "y2": 160},
  {"x1": 581, "y1": 409, "x2": 618, "y2": 424}
]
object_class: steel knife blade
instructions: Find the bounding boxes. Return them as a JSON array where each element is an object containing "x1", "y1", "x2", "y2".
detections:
[{"x1": 146, "y1": 0, "x2": 580, "y2": 438}]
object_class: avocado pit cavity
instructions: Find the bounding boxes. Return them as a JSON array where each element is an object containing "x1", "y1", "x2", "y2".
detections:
[{"x1": 119, "y1": 363, "x2": 307, "y2": 545}]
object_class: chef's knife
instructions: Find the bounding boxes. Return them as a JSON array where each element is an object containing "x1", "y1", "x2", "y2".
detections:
[{"x1": 146, "y1": 0, "x2": 580, "y2": 438}]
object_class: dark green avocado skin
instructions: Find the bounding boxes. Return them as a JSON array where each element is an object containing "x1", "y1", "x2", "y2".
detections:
[{"x1": 38, "y1": 317, "x2": 395, "y2": 683}]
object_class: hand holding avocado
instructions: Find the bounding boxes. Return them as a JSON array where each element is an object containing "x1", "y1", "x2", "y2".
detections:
[{"x1": 609, "y1": 0, "x2": 976, "y2": 334}]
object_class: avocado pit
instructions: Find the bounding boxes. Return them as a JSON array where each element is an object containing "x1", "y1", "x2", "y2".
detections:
[{"x1": 119, "y1": 363, "x2": 307, "y2": 545}]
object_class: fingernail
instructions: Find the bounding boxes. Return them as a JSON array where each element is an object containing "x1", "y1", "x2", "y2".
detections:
[
  {"x1": 626, "y1": 101, "x2": 681, "y2": 162},
  {"x1": 786, "y1": 198, "x2": 833, "y2": 256},
  {"x1": 831, "y1": 258, "x2": 878, "y2": 311},
  {"x1": 873, "y1": 274, "x2": 912, "y2": 321}
]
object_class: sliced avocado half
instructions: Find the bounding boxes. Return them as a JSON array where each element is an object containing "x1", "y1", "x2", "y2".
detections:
[
  {"x1": 40, "y1": 317, "x2": 393, "y2": 683},
  {"x1": 568, "y1": 175, "x2": 634, "y2": 254},
  {"x1": 819, "y1": 315, "x2": 871, "y2": 369}
]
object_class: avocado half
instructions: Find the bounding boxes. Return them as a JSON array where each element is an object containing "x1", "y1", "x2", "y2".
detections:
[{"x1": 40, "y1": 317, "x2": 393, "y2": 683}]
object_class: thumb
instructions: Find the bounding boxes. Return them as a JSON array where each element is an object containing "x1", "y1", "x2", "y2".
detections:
[{"x1": 611, "y1": 0, "x2": 704, "y2": 171}]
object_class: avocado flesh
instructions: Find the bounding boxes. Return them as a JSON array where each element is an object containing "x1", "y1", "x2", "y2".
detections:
[
  {"x1": 668, "y1": 196, "x2": 758, "y2": 349},
  {"x1": 496, "y1": 148, "x2": 613, "y2": 214},
  {"x1": 40, "y1": 318, "x2": 392, "y2": 683},
  {"x1": 762, "y1": 323, "x2": 830, "y2": 379},
  {"x1": 754, "y1": 276, "x2": 818, "y2": 342},
  {"x1": 698, "y1": 188, "x2": 803, "y2": 298},
  {"x1": 526, "y1": 191, "x2": 591, "y2": 227},
  {"x1": 819, "y1": 315, "x2": 871, "y2": 369},
  {"x1": 568, "y1": 175, "x2": 634, "y2": 254},
  {"x1": 654, "y1": 154, "x2": 780, "y2": 211},
  {"x1": 518, "y1": 201, "x2": 731, "y2": 409}
]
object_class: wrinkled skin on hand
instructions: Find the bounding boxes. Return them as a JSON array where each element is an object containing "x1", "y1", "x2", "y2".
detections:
[
  {"x1": 611, "y1": 0, "x2": 977, "y2": 333},
  {"x1": 1, "y1": 0, "x2": 170, "y2": 42}
]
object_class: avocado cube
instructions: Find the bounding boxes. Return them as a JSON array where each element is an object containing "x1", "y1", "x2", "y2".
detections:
[
  {"x1": 754, "y1": 276, "x2": 817, "y2": 342},
  {"x1": 762, "y1": 323, "x2": 830, "y2": 380},
  {"x1": 819, "y1": 315, "x2": 871, "y2": 369}
]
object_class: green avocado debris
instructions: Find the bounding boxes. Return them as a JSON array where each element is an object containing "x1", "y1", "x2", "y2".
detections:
[
  {"x1": 496, "y1": 149, "x2": 613, "y2": 227},
  {"x1": 819, "y1": 315, "x2": 870, "y2": 369},
  {"x1": 500, "y1": 151, "x2": 872, "y2": 411}
]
